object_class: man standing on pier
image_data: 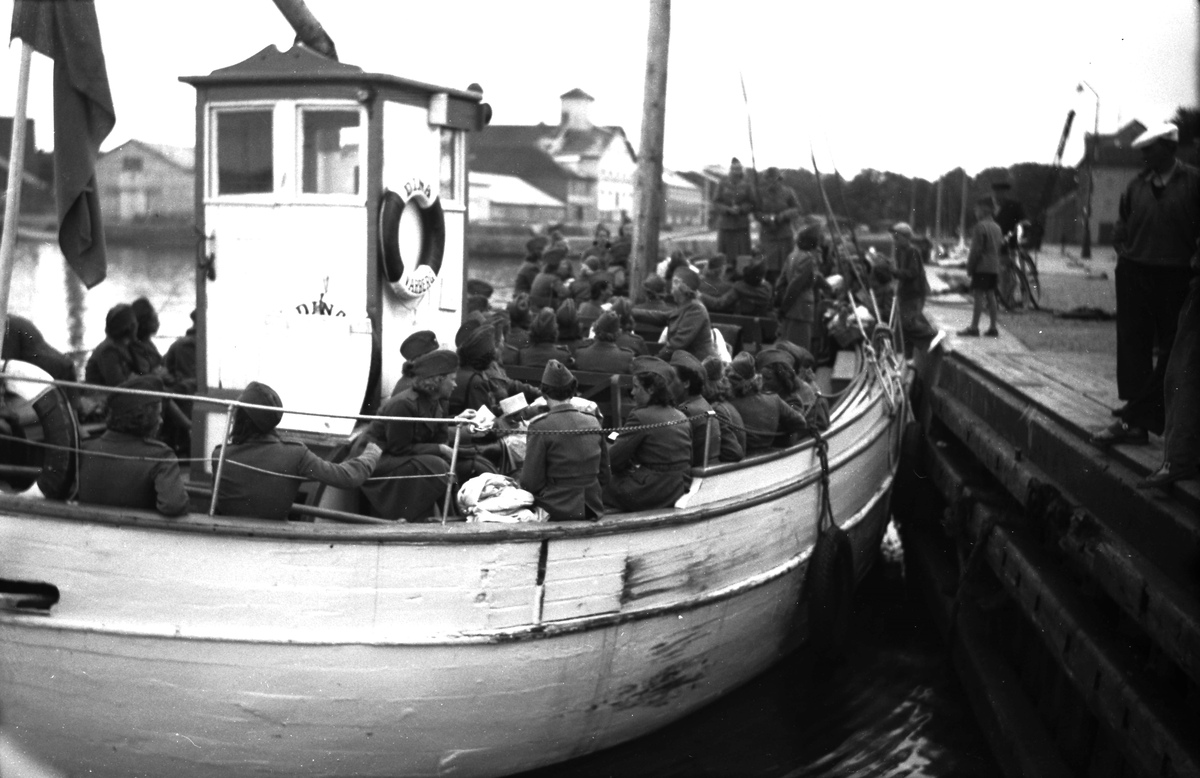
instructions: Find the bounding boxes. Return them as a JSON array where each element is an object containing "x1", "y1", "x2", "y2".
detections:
[
  {"x1": 712, "y1": 158, "x2": 756, "y2": 264},
  {"x1": 1092, "y1": 121, "x2": 1200, "y2": 448}
]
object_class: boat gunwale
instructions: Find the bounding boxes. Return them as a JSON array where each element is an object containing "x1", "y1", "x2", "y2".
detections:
[{"x1": 0, "y1": 370, "x2": 891, "y2": 544}]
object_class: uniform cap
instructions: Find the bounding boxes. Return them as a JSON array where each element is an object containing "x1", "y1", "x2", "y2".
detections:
[
  {"x1": 410, "y1": 349, "x2": 458, "y2": 378},
  {"x1": 643, "y1": 274, "x2": 667, "y2": 295},
  {"x1": 108, "y1": 374, "x2": 164, "y2": 417},
  {"x1": 466, "y1": 279, "x2": 494, "y2": 298},
  {"x1": 542, "y1": 245, "x2": 569, "y2": 265},
  {"x1": 556, "y1": 297, "x2": 578, "y2": 328},
  {"x1": 529, "y1": 307, "x2": 559, "y2": 342},
  {"x1": 1132, "y1": 122, "x2": 1179, "y2": 149},
  {"x1": 630, "y1": 355, "x2": 674, "y2": 382},
  {"x1": 507, "y1": 294, "x2": 532, "y2": 327},
  {"x1": 755, "y1": 348, "x2": 794, "y2": 372},
  {"x1": 104, "y1": 303, "x2": 137, "y2": 338},
  {"x1": 541, "y1": 359, "x2": 575, "y2": 389},
  {"x1": 774, "y1": 339, "x2": 815, "y2": 370},
  {"x1": 593, "y1": 310, "x2": 621, "y2": 337},
  {"x1": 457, "y1": 323, "x2": 496, "y2": 362},
  {"x1": 730, "y1": 351, "x2": 758, "y2": 381},
  {"x1": 890, "y1": 222, "x2": 914, "y2": 238},
  {"x1": 673, "y1": 267, "x2": 701, "y2": 291},
  {"x1": 237, "y1": 380, "x2": 283, "y2": 433},
  {"x1": 670, "y1": 350, "x2": 704, "y2": 376},
  {"x1": 400, "y1": 330, "x2": 439, "y2": 361},
  {"x1": 526, "y1": 236, "x2": 548, "y2": 255}
]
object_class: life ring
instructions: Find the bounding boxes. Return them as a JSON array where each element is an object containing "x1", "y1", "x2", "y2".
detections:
[
  {"x1": 804, "y1": 524, "x2": 854, "y2": 659},
  {"x1": 0, "y1": 359, "x2": 79, "y2": 499},
  {"x1": 378, "y1": 184, "x2": 446, "y2": 300}
]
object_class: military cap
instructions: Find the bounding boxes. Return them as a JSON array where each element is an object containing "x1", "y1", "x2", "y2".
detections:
[
  {"x1": 542, "y1": 245, "x2": 569, "y2": 266},
  {"x1": 643, "y1": 274, "x2": 667, "y2": 295},
  {"x1": 755, "y1": 348, "x2": 794, "y2": 372},
  {"x1": 466, "y1": 278, "x2": 494, "y2": 298},
  {"x1": 454, "y1": 314, "x2": 485, "y2": 347},
  {"x1": 507, "y1": 294, "x2": 532, "y2": 326},
  {"x1": 104, "y1": 303, "x2": 137, "y2": 339},
  {"x1": 526, "y1": 236, "x2": 549, "y2": 255},
  {"x1": 673, "y1": 267, "x2": 701, "y2": 291},
  {"x1": 774, "y1": 339, "x2": 815, "y2": 370},
  {"x1": 457, "y1": 324, "x2": 496, "y2": 363},
  {"x1": 890, "y1": 222, "x2": 914, "y2": 238},
  {"x1": 556, "y1": 297, "x2": 578, "y2": 327},
  {"x1": 529, "y1": 307, "x2": 559, "y2": 342},
  {"x1": 593, "y1": 310, "x2": 621, "y2": 337},
  {"x1": 410, "y1": 349, "x2": 458, "y2": 378},
  {"x1": 1132, "y1": 122, "x2": 1179, "y2": 149},
  {"x1": 108, "y1": 374, "x2": 164, "y2": 417},
  {"x1": 730, "y1": 351, "x2": 758, "y2": 381},
  {"x1": 400, "y1": 330, "x2": 439, "y2": 361},
  {"x1": 238, "y1": 381, "x2": 284, "y2": 433},
  {"x1": 630, "y1": 355, "x2": 674, "y2": 382},
  {"x1": 670, "y1": 350, "x2": 704, "y2": 376},
  {"x1": 541, "y1": 359, "x2": 575, "y2": 389}
]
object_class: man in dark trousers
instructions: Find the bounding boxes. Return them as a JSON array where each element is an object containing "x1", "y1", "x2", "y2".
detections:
[
  {"x1": 755, "y1": 167, "x2": 801, "y2": 285},
  {"x1": 1092, "y1": 122, "x2": 1200, "y2": 447},
  {"x1": 712, "y1": 157, "x2": 756, "y2": 264},
  {"x1": 520, "y1": 360, "x2": 610, "y2": 521}
]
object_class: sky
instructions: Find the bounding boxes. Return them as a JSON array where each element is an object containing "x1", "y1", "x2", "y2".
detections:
[{"x1": 1, "y1": 0, "x2": 1196, "y2": 180}]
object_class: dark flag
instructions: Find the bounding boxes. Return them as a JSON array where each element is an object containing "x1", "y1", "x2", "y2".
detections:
[{"x1": 11, "y1": 0, "x2": 115, "y2": 289}]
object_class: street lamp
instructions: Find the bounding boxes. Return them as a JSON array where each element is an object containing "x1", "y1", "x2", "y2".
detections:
[{"x1": 1077, "y1": 81, "x2": 1099, "y2": 259}]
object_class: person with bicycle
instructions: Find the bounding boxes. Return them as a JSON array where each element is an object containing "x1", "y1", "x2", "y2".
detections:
[{"x1": 992, "y1": 178, "x2": 1028, "y2": 308}]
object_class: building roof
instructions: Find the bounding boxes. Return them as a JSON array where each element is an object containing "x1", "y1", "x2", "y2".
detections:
[
  {"x1": 1083, "y1": 120, "x2": 1148, "y2": 169},
  {"x1": 469, "y1": 172, "x2": 565, "y2": 207},
  {"x1": 469, "y1": 144, "x2": 586, "y2": 182},
  {"x1": 662, "y1": 168, "x2": 699, "y2": 191},
  {"x1": 560, "y1": 88, "x2": 594, "y2": 101},
  {"x1": 101, "y1": 139, "x2": 195, "y2": 171}
]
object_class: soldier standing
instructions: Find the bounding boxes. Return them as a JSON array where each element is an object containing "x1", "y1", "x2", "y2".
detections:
[
  {"x1": 712, "y1": 157, "x2": 756, "y2": 264},
  {"x1": 755, "y1": 167, "x2": 801, "y2": 285}
]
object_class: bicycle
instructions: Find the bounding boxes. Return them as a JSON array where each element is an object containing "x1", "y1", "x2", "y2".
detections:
[{"x1": 997, "y1": 221, "x2": 1041, "y2": 311}]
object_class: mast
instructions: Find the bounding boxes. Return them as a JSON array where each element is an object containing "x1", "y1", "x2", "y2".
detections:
[
  {"x1": 271, "y1": 0, "x2": 338, "y2": 60},
  {"x1": 630, "y1": 0, "x2": 670, "y2": 302},
  {"x1": 0, "y1": 41, "x2": 34, "y2": 340}
]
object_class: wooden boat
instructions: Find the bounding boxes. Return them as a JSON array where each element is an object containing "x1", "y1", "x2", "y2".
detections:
[{"x1": 0, "y1": 8, "x2": 907, "y2": 776}]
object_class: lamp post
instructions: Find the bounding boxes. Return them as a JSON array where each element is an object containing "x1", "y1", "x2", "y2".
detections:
[{"x1": 1077, "y1": 81, "x2": 1099, "y2": 259}]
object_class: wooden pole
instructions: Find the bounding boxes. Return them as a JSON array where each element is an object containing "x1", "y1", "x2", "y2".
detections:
[
  {"x1": 958, "y1": 172, "x2": 969, "y2": 249},
  {"x1": 935, "y1": 177, "x2": 944, "y2": 239},
  {"x1": 0, "y1": 42, "x2": 34, "y2": 345},
  {"x1": 630, "y1": 0, "x2": 670, "y2": 303}
]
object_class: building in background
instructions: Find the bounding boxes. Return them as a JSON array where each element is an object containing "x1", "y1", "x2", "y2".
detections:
[
  {"x1": 95, "y1": 140, "x2": 194, "y2": 222},
  {"x1": 469, "y1": 171, "x2": 565, "y2": 224},
  {"x1": 1043, "y1": 120, "x2": 1146, "y2": 246}
]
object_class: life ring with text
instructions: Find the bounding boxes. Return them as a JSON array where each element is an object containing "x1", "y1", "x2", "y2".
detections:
[
  {"x1": 378, "y1": 183, "x2": 446, "y2": 300},
  {"x1": 804, "y1": 524, "x2": 854, "y2": 660},
  {"x1": 0, "y1": 359, "x2": 79, "y2": 499}
]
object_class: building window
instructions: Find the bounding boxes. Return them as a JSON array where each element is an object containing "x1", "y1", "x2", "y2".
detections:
[
  {"x1": 122, "y1": 156, "x2": 144, "y2": 172},
  {"x1": 439, "y1": 128, "x2": 461, "y2": 201},
  {"x1": 300, "y1": 109, "x2": 361, "y2": 195},
  {"x1": 215, "y1": 110, "x2": 273, "y2": 195}
]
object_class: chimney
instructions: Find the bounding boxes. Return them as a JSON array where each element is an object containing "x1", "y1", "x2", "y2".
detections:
[{"x1": 559, "y1": 88, "x2": 594, "y2": 131}]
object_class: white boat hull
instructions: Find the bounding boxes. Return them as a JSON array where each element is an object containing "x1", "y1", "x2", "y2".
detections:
[{"x1": 0, "y1": 373, "x2": 901, "y2": 777}]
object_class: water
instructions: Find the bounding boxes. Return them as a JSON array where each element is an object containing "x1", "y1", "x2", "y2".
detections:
[{"x1": 7, "y1": 241, "x2": 1000, "y2": 776}]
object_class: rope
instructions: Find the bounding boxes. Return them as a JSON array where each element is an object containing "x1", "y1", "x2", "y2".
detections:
[{"x1": 812, "y1": 428, "x2": 838, "y2": 534}]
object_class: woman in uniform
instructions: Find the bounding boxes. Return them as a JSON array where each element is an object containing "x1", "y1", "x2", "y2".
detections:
[
  {"x1": 702, "y1": 356, "x2": 745, "y2": 463},
  {"x1": 632, "y1": 268, "x2": 719, "y2": 363},
  {"x1": 727, "y1": 352, "x2": 809, "y2": 455}
]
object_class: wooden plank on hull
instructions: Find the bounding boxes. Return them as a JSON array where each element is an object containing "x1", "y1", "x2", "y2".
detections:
[{"x1": 542, "y1": 537, "x2": 627, "y2": 622}]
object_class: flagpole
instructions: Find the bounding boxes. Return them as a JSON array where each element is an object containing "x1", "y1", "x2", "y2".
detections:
[{"x1": 0, "y1": 40, "x2": 33, "y2": 340}]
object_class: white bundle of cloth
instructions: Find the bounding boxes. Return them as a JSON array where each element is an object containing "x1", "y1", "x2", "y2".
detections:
[{"x1": 457, "y1": 473, "x2": 546, "y2": 523}]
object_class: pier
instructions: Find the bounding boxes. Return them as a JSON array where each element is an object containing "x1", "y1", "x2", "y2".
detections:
[{"x1": 897, "y1": 277, "x2": 1200, "y2": 777}]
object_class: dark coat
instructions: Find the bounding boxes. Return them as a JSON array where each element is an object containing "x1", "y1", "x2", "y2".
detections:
[
  {"x1": 679, "y1": 395, "x2": 720, "y2": 465},
  {"x1": 635, "y1": 300, "x2": 719, "y2": 362},
  {"x1": 604, "y1": 404, "x2": 692, "y2": 511},
  {"x1": 573, "y1": 341, "x2": 634, "y2": 374},
  {"x1": 729, "y1": 392, "x2": 809, "y2": 454},
  {"x1": 514, "y1": 260, "x2": 541, "y2": 294},
  {"x1": 529, "y1": 273, "x2": 569, "y2": 310},
  {"x1": 85, "y1": 338, "x2": 135, "y2": 387},
  {"x1": 163, "y1": 330, "x2": 197, "y2": 392},
  {"x1": 615, "y1": 330, "x2": 649, "y2": 356},
  {"x1": 130, "y1": 338, "x2": 163, "y2": 375},
  {"x1": 449, "y1": 367, "x2": 498, "y2": 416},
  {"x1": 78, "y1": 430, "x2": 188, "y2": 516},
  {"x1": 212, "y1": 433, "x2": 380, "y2": 520},
  {"x1": 712, "y1": 400, "x2": 746, "y2": 462},
  {"x1": 517, "y1": 342, "x2": 574, "y2": 370},
  {"x1": 520, "y1": 404, "x2": 610, "y2": 521},
  {"x1": 709, "y1": 280, "x2": 775, "y2": 317},
  {"x1": 780, "y1": 249, "x2": 819, "y2": 323}
]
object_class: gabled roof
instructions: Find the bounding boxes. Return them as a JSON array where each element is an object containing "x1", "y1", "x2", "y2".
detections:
[
  {"x1": 469, "y1": 144, "x2": 585, "y2": 181},
  {"x1": 469, "y1": 172, "x2": 565, "y2": 207},
  {"x1": 560, "y1": 88, "x2": 594, "y2": 101},
  {"x1": 100, "y1": 139, "x2": 195, "y2": 172},
  {"x1": 1083, "y1": 120, "x2": 1148, "y2": 169}
]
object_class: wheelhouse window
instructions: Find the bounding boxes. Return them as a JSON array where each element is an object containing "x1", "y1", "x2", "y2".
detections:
[
  {"x1": 439, "y1": 128, "x2": 460, "y2": 201},
  {"x1": 301, "y1": 109, "x2": 361, "y2": 195},
  {"x1": 215, "y1": 110, "x2": 274, "y2": 195}
]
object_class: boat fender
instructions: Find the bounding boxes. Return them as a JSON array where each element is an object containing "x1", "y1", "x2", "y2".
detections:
[
  {"x1": 1, "y1": 359, "x2": 79, "y2": 499},
  {"x1": 378, "y1": 183, "x2": 446, "y2": 300},
  {"x1": 805, "y1": 524, "x2": 854, "y2": 659}
]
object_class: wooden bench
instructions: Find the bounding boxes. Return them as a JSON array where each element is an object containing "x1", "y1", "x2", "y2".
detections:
[
  {"x1": 503, "y1": 365, "x2": 635, "y2": 424},
  {"x1": 709, "y1": 312, "x2": 778, "y2": 354}
]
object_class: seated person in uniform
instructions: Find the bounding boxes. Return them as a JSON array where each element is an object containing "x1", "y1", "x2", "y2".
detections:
[
  {"x1": 506, "y1": 294, "x2": 534, "y2": 355},
  {"x1": 391, "y1": 330, "x2": 440, "y2": 397},
  {"x1": 636, "y1": 273, "x2": 674, "y2": 312},
  {"x1": 163, "y1": 309, "x2": 198, "y2": 395},
  {"x1": 517, "y1": 308, "x2": 574, "y2": 369},
  {"x1": 77, "y1": 375, "x2": 188, "y2": 516},
  {"x1": 703, "y1": 261, "x2": 775, "y2": 317},
  {"x1": 556, "y1": 298, "x2": 588, "y2": 353},
  {"x1": 671, "y1": 351, "x2": 720, "y2": 466},
  {"x1": 574, "y1": 310, "x2": 634, "y2": 374},
  {"x1": 604, "y1": 356, "x2": 692, "y2": 512},
  {"x1": 771, "y1": 341, "x2": 831, "y2": 431},
  {"x1": 520, "y1": 359, "x2": 610, "y2": 521},
  {"x1": 633, "y1": 268, "x2": 720, "y2": 363},
  {"x1": 129, "y1": 297, "x2": 164, "y2": 375},
  {"x1": 514, "y1": 237, "x2": 547, "y2": 295},
  {"x1": 611, "y1": 297, "x2": 649, "y2": 356},
  {"x1": 700, "y1": 255, "x2": 734, "y2": 298},
  {"x1": 726, "y1": 351, "x2": 809, "y2": 455},
  {"x1": 212, "y1": 382, "x2": 382, "y2": 520},
  {"x1": 578, "y1": 278, "x2": 612, "y2": 319},
  {"x1": 528, "y1": 248, "x2": 571, "y2": 311},
  {"x1": 362, "y1": 350, "x2": 494, "y2": 521},
  {"x1": 85, "y1": 303, "x2": 138, "y2": 389},
  {"x1": 702, "y1": 356, "x2": 745, "y2": 462}
]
